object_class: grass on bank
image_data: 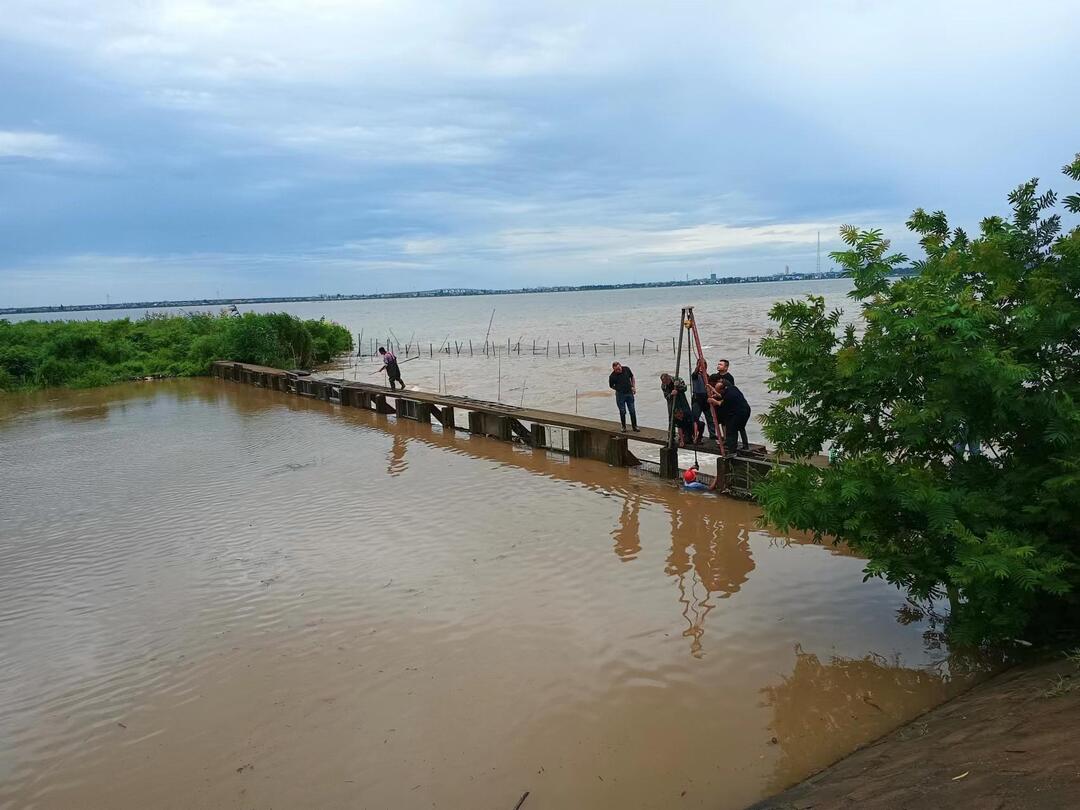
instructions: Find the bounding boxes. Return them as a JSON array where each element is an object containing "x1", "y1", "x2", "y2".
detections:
[{"x1": 0, "y1": 311, "x2": 354, "y2": 391}]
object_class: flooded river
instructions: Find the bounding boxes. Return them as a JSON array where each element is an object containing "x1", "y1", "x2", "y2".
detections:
[
  {"x1": 0, "y1": 377, "x2": 985, "y2": 809},
  {"x1": 5, "y1": 279, "x2": 861, "y2": 446}
]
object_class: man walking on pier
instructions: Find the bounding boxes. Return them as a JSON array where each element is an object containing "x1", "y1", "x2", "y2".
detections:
[
  {"x1": 609, "y1": 362, "x2": 639, "y2": 432},
  {"x1": 378, "y1": 346, "x2": 405, "y2": 390}
]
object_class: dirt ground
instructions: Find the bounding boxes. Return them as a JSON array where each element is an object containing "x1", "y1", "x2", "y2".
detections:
[{"x1": 750, "y1": 656, "x2": 1080, "y2": 810}]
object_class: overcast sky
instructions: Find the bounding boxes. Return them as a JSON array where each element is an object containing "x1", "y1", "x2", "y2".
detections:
[{"x1": 1, "y1": 0, "x2": 1077, "y2": 306}]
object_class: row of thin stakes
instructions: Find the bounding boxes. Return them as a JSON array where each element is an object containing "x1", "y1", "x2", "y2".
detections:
[{"x1": 359, "y1": 336, "x2": 754, "y2": 359}]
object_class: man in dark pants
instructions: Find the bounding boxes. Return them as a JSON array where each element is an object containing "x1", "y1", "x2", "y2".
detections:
[
  {"x1": 378, "y1": 346, "x2": 405, "y2": 390},
  {"x1": 710, "y1": 377, "x2": 751, "y2": 455},
  {"x1": 609, "y1": 362, "x2": 639, "y2": 432},
  {"x1": 690, "y1": 358, "x2": 717, "y2": 444},
  {"x1": 661, "y1": 373, "x2": 698, "y2": 446},
  {"x1": 709, "y1": 359, "x2": 745, "y2": 448}
]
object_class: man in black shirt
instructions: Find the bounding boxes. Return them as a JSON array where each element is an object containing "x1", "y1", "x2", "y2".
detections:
[
  {"x1": 708, "y1": 359, "x2": 744, "y2": 448},
  {"x1": 710, "y1": 377, "x2": 751, "y2": 454},
  {"x1": 608, "y1": 362, "x2": 639, "y2": 432},
  {"x1": 709, "y1": 358, "x2": 735, "y2": 387}
]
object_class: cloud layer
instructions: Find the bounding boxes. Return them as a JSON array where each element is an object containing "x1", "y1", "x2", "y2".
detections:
[{"x1": 1, "y1": 0, "x2": 1077, "y2": 305}]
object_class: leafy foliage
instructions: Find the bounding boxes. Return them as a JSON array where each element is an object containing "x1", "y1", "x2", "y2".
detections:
[
  {"x1": 0, "y1": 311, "x2": 353, "y2": 391},
  {"x1": 756, "y1": 156, "x2": 1080, "y2": 644}
]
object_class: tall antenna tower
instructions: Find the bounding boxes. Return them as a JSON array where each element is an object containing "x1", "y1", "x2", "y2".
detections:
[{"x1": 816, "y1": 231, "x2": 821, "y2": 275}]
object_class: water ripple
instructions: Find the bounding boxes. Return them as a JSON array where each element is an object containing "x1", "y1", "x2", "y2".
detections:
[{"x1": 0, "y1": 379, "x2": 988, "y2": 810}]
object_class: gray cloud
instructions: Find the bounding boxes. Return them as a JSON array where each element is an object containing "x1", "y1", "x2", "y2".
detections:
[{"x1": 0, "y1": 0, "x2": 1077, "y2": 306}]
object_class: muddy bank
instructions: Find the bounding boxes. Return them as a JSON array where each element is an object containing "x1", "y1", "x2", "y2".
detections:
[{"x1": 751, "y1": 656, "x2": 1080, "y2": 809}]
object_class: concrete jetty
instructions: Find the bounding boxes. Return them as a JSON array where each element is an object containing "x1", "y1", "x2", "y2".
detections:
[{"x1": 211, "y1": 360, "x2": 780, "y2": 497}]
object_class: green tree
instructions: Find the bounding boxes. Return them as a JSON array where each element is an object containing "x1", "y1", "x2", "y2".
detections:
[
  {"x1": 756, "y1": 155, "x2": 1080, "y2": 644},
  {"x1": 0, "y1": 312, "x2": 353, "y2": 391}
]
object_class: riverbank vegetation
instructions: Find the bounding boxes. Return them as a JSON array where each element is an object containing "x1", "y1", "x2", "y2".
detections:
[
  {"x1": 756, "y1": 154, "x2": 1080, "y2": 645},
  {"x1": 0, "y1": 312, "x2": 353, "y2": 391}
]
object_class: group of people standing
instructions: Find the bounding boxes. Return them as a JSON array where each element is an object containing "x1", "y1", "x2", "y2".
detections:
[
  {"x1": 377, "y1": 338, "x2": 751, "y2": 455},
  {"x1": 608, "y1": 357, "x2": 752, "y2": 455},
  {"x1": 660, "y1": 359, "x2": 751, "y2": 455}
]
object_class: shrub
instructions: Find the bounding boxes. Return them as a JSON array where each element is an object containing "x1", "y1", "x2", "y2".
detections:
[{"x1": 0, "y1": 311, "x2": 353, "y2": 391}]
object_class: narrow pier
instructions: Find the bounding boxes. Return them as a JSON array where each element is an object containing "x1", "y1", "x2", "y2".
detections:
[{"x1": 211, "y1": 361, "x2": 779, "y2": 497}]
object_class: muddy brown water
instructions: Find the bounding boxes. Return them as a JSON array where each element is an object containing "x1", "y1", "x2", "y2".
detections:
[
  {"x1": 0, "y1": 379, "x2": 986, "y2": 809},
  {"x1": 5, "y1": 279, "x2": 864, "y2": 450}
]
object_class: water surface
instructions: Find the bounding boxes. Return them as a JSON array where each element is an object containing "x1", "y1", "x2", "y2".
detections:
[
  {"x1": 4, "y1": 280, "x2": 860, "y2": 446},
  {"x1": 0, "y1": 378, "x2": 981, "y2": 809}
]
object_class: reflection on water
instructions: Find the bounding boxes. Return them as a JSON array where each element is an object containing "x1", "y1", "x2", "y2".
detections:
[
  {"x1": 387, "y1": 433, "x2": 409, "y2": 476},
  {"x1": 0, "y1": 379, "x2": 991, "y2": 810},
  {"x1": 664, "y1": 506, "x2": 755, "y2": 658},
  {"x1": 761, "y1": 646, "x2": 970, "y2": 794},
  {"x1": 611, "y1": 495, "x2": 642, "y2": 562}
]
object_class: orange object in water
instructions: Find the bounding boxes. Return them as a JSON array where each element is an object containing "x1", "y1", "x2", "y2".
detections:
[{"x1": 683, "y1": 468, "x2": 697, "y2": 484}]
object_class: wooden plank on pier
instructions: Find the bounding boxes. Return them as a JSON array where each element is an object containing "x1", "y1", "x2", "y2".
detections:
[
  {"x1": 326, "y1": 378, "x2": 726, "y2": 455},
  {"x1": 212, "y1": 361, "x2": 807, "y2": 497}
]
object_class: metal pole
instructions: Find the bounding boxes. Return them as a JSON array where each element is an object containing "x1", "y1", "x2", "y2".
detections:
[
  {"x1": 687, "y1": 321, "x2": 694, "y2": 388},
  {"x1": 668, "y1": 308, "x2": 687, "y2": 451}
]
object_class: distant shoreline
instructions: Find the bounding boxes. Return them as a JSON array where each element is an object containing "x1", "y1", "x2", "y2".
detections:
[{"x1": 1, "y1": 270, "x2": 866, "y2": 316}]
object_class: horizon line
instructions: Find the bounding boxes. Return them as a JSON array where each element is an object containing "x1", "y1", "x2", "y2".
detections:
[{"x1": 1, "y1": 269, "x2": 860, "y2": 316}]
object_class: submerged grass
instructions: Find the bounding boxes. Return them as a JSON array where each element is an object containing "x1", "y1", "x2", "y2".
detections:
[{"x1": 0, "y1": 312, "x2": 353, "y2": 391}]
